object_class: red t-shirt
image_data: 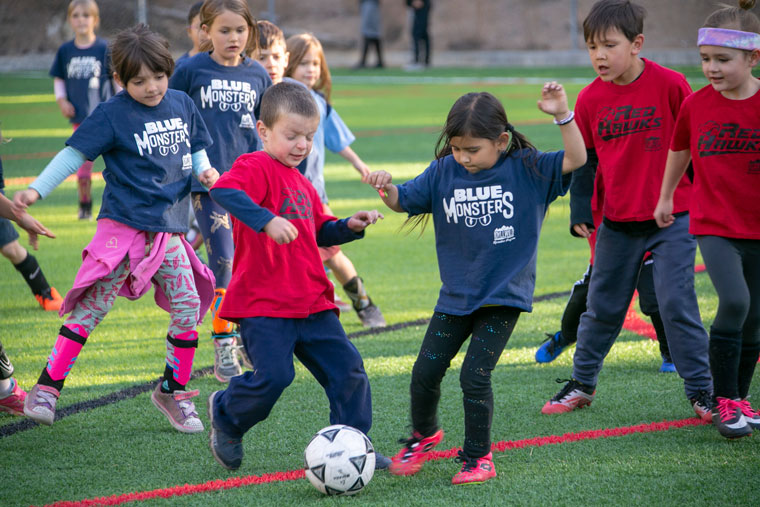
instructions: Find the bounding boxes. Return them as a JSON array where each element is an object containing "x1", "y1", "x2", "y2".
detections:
[
  {"x1": 212, "y1": 151, "x2": 338, "y2": 319},
  {"x1": 671, "y1": 85, "x2": 760, "y2": 239},
  {"x1": 575, "y1": 59, "x2": 693, "y2": 222}
]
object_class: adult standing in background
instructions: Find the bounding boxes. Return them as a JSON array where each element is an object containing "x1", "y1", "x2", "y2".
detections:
[
  {"x1": 406, "y1": 0, "x2": 431, "y2": 69},
  {"x1": 355, "y1": 0, "x2": 385, "y2": 68}
]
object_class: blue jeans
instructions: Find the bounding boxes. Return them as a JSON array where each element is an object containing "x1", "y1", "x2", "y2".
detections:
[
  {"x1": 573, "y1": 215, "x2": 712, "y2": 398},
  {"x1": 212, "y1": 310, "x2": 372, "y2": 438}
]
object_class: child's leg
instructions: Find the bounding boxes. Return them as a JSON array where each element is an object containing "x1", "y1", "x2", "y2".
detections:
[
  {"x1": 649, "y1": 218, "x2": 712, "y2": 400},
  {"x1": 636, "y1": 258, "x2": 672, "y2": 363},
  {"x1": 211, "y1": 316, "x2": 298, "y2": 438},
  {"x1": 294, "y1": 310, "x2": 373, "y2": 434},
  {"x1": 572, "y1": 225, "x2": 645, "y2": 387},
  {"x1": 697, "y1": 236, "x2": 754, "y2": 400},
  {"x1": 559, "y1": 265, "x2": 592, "y2": 345},
  {"x1": 73, "y1": 124, "x2": 93, "y2": 219},
  {"x1": 737, "y1": 240, "x2": 760, "y2": 399},
  {"x1": 460, "y1": 306, "x2": 519, "y2": 459}
]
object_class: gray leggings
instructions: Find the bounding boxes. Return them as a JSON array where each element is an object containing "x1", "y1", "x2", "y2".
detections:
[{"x1": 697, "y1": 235, "x2": 760, "y2": 341}]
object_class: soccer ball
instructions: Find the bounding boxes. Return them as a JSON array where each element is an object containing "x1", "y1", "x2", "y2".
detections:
[{"x1": 303, "y1": 424, "x2": 375, "y2": 496}]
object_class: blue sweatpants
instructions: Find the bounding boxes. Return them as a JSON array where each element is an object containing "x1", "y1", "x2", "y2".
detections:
[
  {"x1": 573, "y1": 215, "x2": 712, "y2": 398},
  {"x1": 211, "y1": 310, "x2": 372, "y2": 438}
]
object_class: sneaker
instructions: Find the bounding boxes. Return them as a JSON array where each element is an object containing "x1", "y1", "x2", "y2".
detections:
[
  {"x1": 737, "y1": 399, "x2": 760, "y2": 431},
  {"x1": 211, "y1": 288, "x2": 236, "y2": 336},
  {"x1": 78, "y1": 202, "x2": 92, "y2": 220},
  {"x1": 711, "y1": 397, "x2": 752, "y2": 439},
  {"x1": 451, "y1": 451, "x2": 496, "y2": 485},
  {"x1": 150, "y1": 383, "x2": 204, "y2": 433},
  {"x1": 208, "y1": 390, "x2": 244, "y2": 470},
  {"x1": 23, "y1": 383, "x2": 59, "y2": 425},
  {"x1": 35, "y1": 287, "x2": 63, "y2": 312},
  {"x1": 0, "y1": 378, "x2": 27, "y2": 416},
  {"x1": 236, "y1": 342, "x2": 253, "y2": 370},
  {"x1": 689, "y1": 389, "x2": 713, "y2": 423},
  {"x1": 356, "y1": 302, "x2": 386, "y2": 328},
  {"x1": 214, "y1": 337, "x2": 242, "y2": 382},
  {"x1": 375, "y1": 451, "x2": 391, "y2": 470},
  {"x1": 389, "y1": 428, "x2": 444, "y2": 476},
  {"x1": 535, "y1": 331, "x2": 566, "y2": 363},
  {"x1": 541, "y1": 378, "x2": 595, "y2": 414},
  {"x1": 659, "y1": 360, "x2": 677, "y2": 373}
]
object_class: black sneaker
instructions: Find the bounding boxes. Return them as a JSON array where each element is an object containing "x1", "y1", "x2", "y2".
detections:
[
  {"x1": 689, "y1": 389, "x2": 713, "y2": 422},
  {"x1": 712, "y1": 397, "x2": 752, "y2": 439},
  {"x1": 208, "y1": 391, "x2": 243, "y2": 469}
]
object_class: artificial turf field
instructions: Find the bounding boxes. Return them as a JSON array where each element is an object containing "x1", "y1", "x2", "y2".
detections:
[{"x1": 1, "y1": 66, "x2": 758, "y2": 506}]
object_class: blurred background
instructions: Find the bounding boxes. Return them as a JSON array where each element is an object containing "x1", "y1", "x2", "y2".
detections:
[{"x1": 0, "y1": 0, "x2": 738, "y2": 70}]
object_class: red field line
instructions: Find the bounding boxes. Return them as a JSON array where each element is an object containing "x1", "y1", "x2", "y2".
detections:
[{"x1": 40, "y1": 417, "x2": 709, "y2": 507}]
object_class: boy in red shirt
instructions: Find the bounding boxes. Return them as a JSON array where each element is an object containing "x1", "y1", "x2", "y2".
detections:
[
  {"x1": 206, "y1": 81, "x2": 390, "y2": 470},
  {"x1": 541, "y1": 0, "x2": 713, "y2": 419}
]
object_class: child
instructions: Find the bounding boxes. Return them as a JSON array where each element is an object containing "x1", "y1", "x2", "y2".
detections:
[
  {"x1": 541, "y1": 0, "x2": 713, "y2": 420},
  {"x1": 251, "y1": 20, "x2": 289, "y2": 84},
  {"x1": 15, "y1": 24, "x2": 218, "y2": 433},
  {"x1": 366, "y1": 86, "x2": 587, "y2": 484},
  {"x1": 405, "y1": 0, "x2": 431, "y2": 69},
  {"x1": 0, "y1": 133, "x2": 63, "y2": 311},
  {"x1": 285, "y1": 33, "x2": 387, "y2": 328},
  {"x1": 654, "y1": 0, "x2": 760, "y2": 439},
  {"x1": 536, "y1": 158, "x2": 674, "y2": 372},
  {"x1": 206, "y1": 81, "x2": 390, "y2": 471},
  {"x1": 0, "y1": 192, "x2": 55, "y2": 416},
  {"x1": 169, "y1": 0, "x2": 272, "y2": 383},
  {"x1": 50, "y1": 0, "x2": 116, "y2": 220},
  {"x1": 175, "y1": 1, "x2": 205, "y2": 66},
  {"x1": 355, "y1": 0, "x2": 385, "y2": 69}
]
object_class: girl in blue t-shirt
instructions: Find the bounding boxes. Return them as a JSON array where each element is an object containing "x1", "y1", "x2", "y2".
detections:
[
  {"x1": 169, "y1": 0, "x2": 272, "y2": 383},
  {"x1": 15, "y1": 25, "x2": 219, "y2": 435},
  {"x1": 366, "y1": 86, "x2": 587, "y2": 484},
  {"x1": 50, "y1": 0, "x2": 117, "y2": 220},
  {"x1": 284, "y1": 32, "x2": 386, "y2": 329}
]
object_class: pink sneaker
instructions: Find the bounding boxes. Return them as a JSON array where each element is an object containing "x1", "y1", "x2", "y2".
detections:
[
  {"x1": 0, "y1": 378, "x2": 27, "y2": 416},
  {"x1": 452, "y1": 451, "x2": 497, "y2": 485},
  {"x1": 23, "y1": 384, "x2": 60, "y2": 425}
]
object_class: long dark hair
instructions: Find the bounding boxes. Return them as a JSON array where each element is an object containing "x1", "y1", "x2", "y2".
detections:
[{"x1": 404, "y1": 92, "x2": 536, "y2": 234}]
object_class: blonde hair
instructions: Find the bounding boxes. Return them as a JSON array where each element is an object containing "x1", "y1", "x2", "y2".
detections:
[
  {"x1": 704, "y1": 0, "x2": 760, "y2": 33},
  {"x1": 199, "y1": 0, "x2": 258, "y2": 56},
  {"x1": 67, "y1": 0, "x2": 100, "y2": 30},
  {"x1": 285, "y1": 33, "x2": 332, "y2": 102}
]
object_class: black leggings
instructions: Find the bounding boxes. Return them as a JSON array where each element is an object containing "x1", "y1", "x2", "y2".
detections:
[
  {"x1": 410, "y1": 306, "x2": 520, "y2": 458},
  {"x1": 698, "y1": 235, "x2": 760, "y2": 399}
]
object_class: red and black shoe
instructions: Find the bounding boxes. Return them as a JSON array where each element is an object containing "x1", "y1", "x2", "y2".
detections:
[
  {"x1": 389, "y1": 428, "x2": 444, "y2": 476},
  {"x1": 451, "y1": 450, "x2": 496, "y2": 485}
]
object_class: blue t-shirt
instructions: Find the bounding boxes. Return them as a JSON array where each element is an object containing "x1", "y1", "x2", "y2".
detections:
[
  {"x1": 66, "y1": 89, "x2": 213, "y2": 232},
  {"x1": 49, "y1": 37, "x2": 113, "y2": 125},
  {"x1": 169, "y1": 52, "x2": 271, "y2": 193},
  {"x1": 397, "y1": 149, "x2": 570, "y2": 315}
]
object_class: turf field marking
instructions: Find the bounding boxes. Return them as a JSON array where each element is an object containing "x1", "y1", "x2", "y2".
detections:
[
  {"x1": 0, "y1": 94, "x2": 55, "y2": 104},
  {"x1": 4, "y1": 172, "x2": 103, "y2": 187},
  {"x1": 334, "y1": 76, "x2": 593, "y2": 86},
  {"x1": 37, "y1": 417, "x2": 708, "y2": 507}
]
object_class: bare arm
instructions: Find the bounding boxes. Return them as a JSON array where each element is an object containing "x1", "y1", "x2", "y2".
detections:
[
  {"x1": 338, "y1": 146, "x2": 370, "y2": 178},
  {"x1": 536, "y1": 81, "x2": 587, "y2": 174},
  {"x1": 653, "y1": 149, "x2": 691, "y2": 228},
  {"x1": 365, "y1": 170, "x2": 404, "y2": 213}
]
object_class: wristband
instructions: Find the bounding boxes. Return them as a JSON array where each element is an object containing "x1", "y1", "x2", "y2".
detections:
[{"x1": 553, "y1": 110, "x2": 575, "y2": 126}]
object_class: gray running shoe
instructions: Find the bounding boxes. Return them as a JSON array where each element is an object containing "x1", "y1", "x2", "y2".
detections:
[
  {"x1": 214, "y1": 337, "x2": 242, "y2": 382},
  {"x1": 236, "y1": 343, "x2": 253, "y2": 370},
  {"x1": 23, "y1": 384, "x2": 60, "y2": 425},
  {"x1": 150, "y1": 383, "x2": 204, "y2": 433},
  {"x1": 356, "y1": 302, "x2": 387, "y2": 328}
]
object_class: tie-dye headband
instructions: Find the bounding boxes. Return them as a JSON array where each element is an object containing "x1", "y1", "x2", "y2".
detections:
[{"x1": 697, "y1": 27, "x2": 760, "y2": 50}]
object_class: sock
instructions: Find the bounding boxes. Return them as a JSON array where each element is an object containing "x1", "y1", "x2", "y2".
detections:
[
  {"x1": 0, "y1": 340, "x2": 14, "y2": 380},
  {"x1": 13, "y1": 253, "x2": 52, "y2": 297},
  {"x1": 164, "y1": 330, "x2": 198, "y2": 390},
  {"x1": 343, "y1": 276, "x2": 370, "y2": 311},
  {"x1": 709, "y1": 328, "x2": 742, "y2": 402},
  {"x1": 737, "y1": 341, "x2": 760, "y2": 399},
  {"x1": 40, "y1": 324, "x2": 88, "y2": 391}
]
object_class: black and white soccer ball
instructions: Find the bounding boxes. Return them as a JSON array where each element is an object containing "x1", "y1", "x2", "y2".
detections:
[{"x1": 303, "y1": 424, "x2": 375, "y2": 496}]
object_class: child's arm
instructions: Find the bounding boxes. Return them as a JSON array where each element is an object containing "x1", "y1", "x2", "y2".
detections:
[
  {"x1": 569, "y1": 149, "x2": 597, "y2": 238},
  {"x1": 53, "y1": 78, "x2": 75, "y2": 119},
  {"x1": 191, "y1": 149, "x2": 219, "y2": 189},
  {"x1": 537, "y1": 82, "x2": 587, "y2": 174},
  {"x1": 316, "y1": 210, "x2": 384, "y2": 247},
  {"x1": 0, "y1": 194, "x2": 55, "y2": 250},
  {"x1": 338, "y1": 146, "x2": 370, "y2": 179},
  {"x1": 209, "y1": 187, "x2": 298, "y2": 245},
  {"x1": 14, "y1": 146, "x2": 88, "y2": 208},
  {"x1": 653, "y1": 149, "x2": 691, "y2": 228},
  {"x1": 365, "y1": 170, "x2": 404, "y2": 212}
]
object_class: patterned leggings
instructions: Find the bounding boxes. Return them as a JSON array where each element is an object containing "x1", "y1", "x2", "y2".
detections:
[
  {"x1": 192, "y1": 192, "x2": 234, "y2": 289},
  {"x1": 410, "y1": 306, "x2": 520, "y2": 458}
]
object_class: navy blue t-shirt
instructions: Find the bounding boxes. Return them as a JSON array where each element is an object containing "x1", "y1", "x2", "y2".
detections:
[
  {"x1": 169, "y1": 52, "x2": 271, "y2": 192},
  {"x1": 398, "y1": 149, "x2": 570, "y2": 314},
  {"x1": 66, "y1": 89, "x2": 213, "y2": 232},
  {"x1": 49, "y1": 37, "x2": 113, "y2": 125}
]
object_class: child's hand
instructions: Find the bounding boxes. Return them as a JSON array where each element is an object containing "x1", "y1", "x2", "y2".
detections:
[
  {"x1": 347, "y1": 210, "x2": 384, "y2": 232},
  {"x1": 537, "y1": 81, "x2": 570, "y2": 119},
  {"x1": 57, "y1": 98, "x2": 75, "y2": 119},
  {"x1": 364, "y1": 170, "x2": 393, "y2": 191},
  {"x1": 15, "y1": 211, "x2": 55, "y2": 250},
  {"x1": 264, "y1": 216, "x2": 298, "y2": 244},
  {"x1": 13, "y1": 189, "x2": 40, "y2": 210},
  {"x1": 199, "y1": 167, "x2": 220, "y2": 188},
  {"x1": 572, "y1": 223, "x2": 594, "y2": 238},
  {"x1": 653, "y1": 198, "x2": 675, "y2": 228},
  {"x1": 353, "y1": 161, "x2": 370, "y2": 179}
]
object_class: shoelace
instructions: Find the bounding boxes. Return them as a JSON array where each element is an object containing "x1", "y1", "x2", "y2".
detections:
[
  {"x1": 35, "y1": 389, "x2": 57, "y2": 410},
  {"x1": 454, "y1": 451, "x2": 477, "y2": 473},
  {"x1": 716, "y1": 398, "x2": 740, "y2": 422},
  {"x1": 737, "y1": 399, "x2": 758, "y2": 418},
  {"x1": 217, "y1": 343, "x2": 237, "y2": 368},
  {"x1": 543, "y1": 333, "x2": 558, "y2": 354},
  {"x1": 551, "y1": 378, "x2": 578, "y2": 401}
]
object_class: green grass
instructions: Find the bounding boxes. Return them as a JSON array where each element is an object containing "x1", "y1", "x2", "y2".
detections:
[{"x1": 0, "y1": 68, "x2": 757, "y2": 507}]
